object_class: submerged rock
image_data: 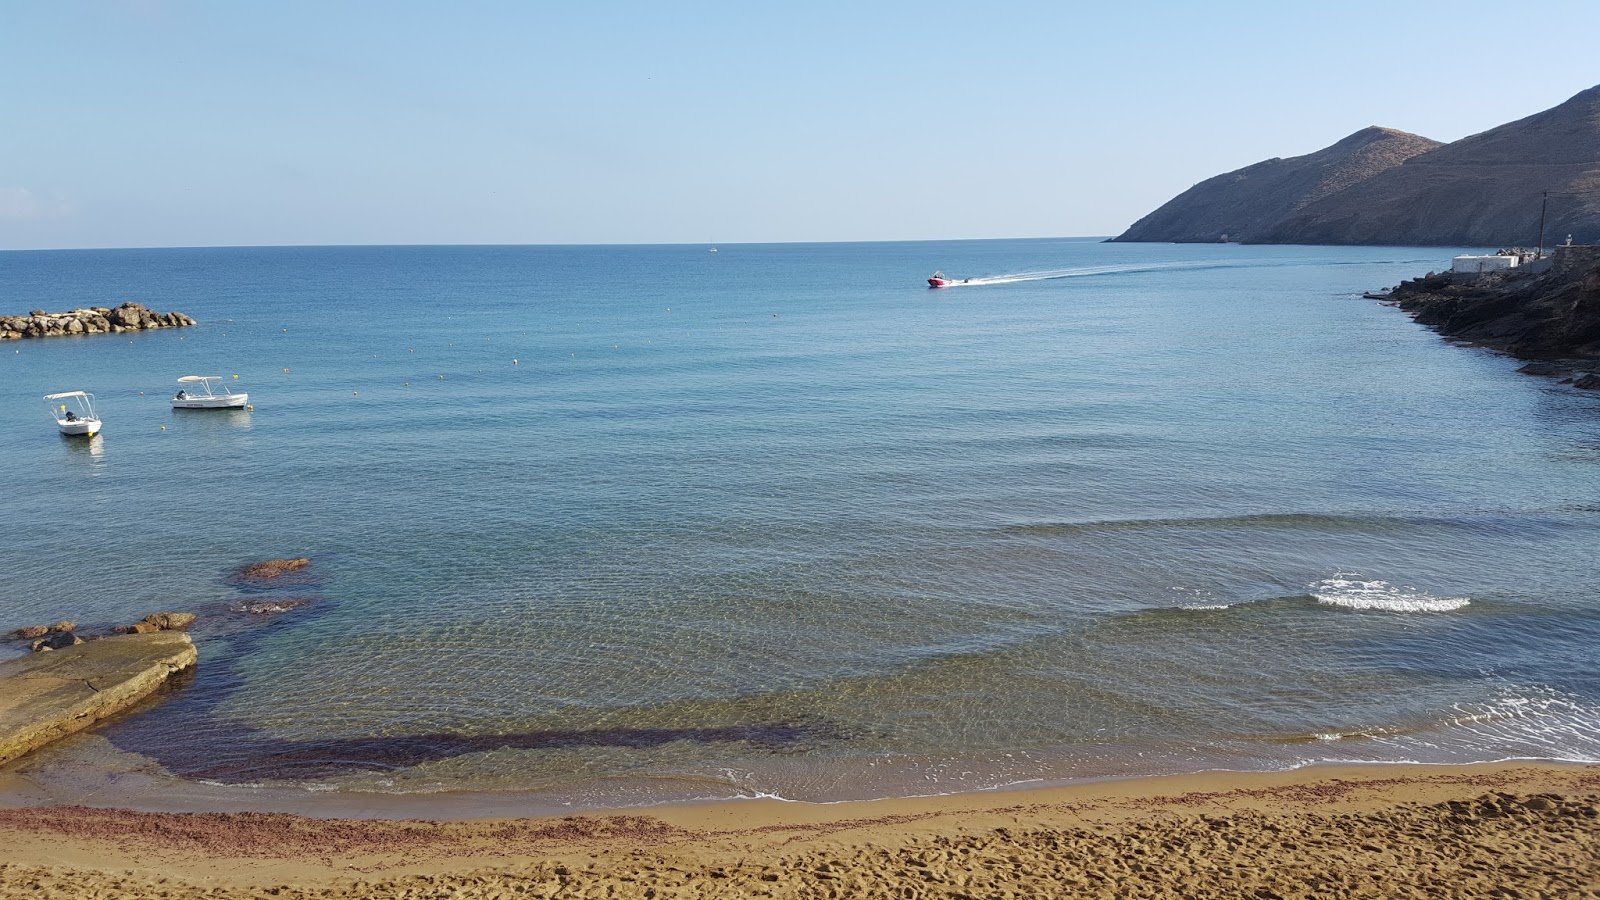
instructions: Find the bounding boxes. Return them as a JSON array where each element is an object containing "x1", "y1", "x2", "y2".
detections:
[
  {"x1": 233, "y1": 596, "x2": 318, "y2": 615},
  {"x1": 235, "y1": 558, "x2": 312, "y2": 580}
]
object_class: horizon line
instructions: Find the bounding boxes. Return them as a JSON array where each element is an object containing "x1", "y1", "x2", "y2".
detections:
[{"x1": 0, "y1": 235, "x2": 1115, "y2": 254}]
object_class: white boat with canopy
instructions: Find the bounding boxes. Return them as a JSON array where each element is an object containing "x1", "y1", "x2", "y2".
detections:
[
  {"x1": 45, "y1": 391, "x2": 102, "y2": 437},
  {"x1": 171, "y1": 375, "x2": 248, "y2": 409}
]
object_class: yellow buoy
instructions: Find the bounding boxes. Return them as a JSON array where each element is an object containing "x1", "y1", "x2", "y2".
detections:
[
  {"x1": 160, "y1": 426, "x2": 165, "y2": 431},
  {"x1": 232, "y1": 374, "x2": 238, "y2": 379},
  {"x1": 246, "y1": 404, "x2": 253, "y2": 410}
]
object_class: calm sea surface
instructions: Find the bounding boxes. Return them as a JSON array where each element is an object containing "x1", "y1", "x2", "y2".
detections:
[{"x1": 2, "y1": 239, "x2": 1598, "y2": 815}]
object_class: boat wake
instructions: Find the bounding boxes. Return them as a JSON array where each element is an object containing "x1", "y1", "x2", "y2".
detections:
[
  {"x1": 934, "y1": 254, "x2": 1443, "y2": 288},
  {"x1": 938, "y1": 261, "x2": 1243, "y2": 287}
]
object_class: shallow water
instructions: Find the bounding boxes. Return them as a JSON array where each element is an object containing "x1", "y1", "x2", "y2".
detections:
[{"x1": 2, "y1": 239, "x2": 1598, "y2": 812}]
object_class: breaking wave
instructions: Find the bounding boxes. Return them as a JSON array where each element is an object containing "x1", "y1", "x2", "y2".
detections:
[{"x1": 1309, "y1": 575, "x2": 1469, "y2": 612}]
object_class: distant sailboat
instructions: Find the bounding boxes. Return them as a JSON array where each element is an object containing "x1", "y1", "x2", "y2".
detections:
[{"x1": 708, "y1": 237, "x2": 717, "y2": 253}]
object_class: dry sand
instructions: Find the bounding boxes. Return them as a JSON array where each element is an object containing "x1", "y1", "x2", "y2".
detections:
[{"x1": 1, "y1": 762, "x2": 1596, "y2": 898}]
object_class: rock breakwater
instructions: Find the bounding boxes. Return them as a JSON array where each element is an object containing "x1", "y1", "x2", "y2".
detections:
[{"x1": 0, "y1": 302, "x2": 196, "y2": 340}]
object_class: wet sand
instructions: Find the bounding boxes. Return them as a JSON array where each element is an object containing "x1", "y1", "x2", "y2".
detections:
[{"x1": 1, "y1": 762, "x2": 1596, "y2": 898}]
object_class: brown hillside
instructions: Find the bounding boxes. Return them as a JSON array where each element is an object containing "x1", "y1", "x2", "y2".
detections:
[
  {"x1": 1112, "y1": 127, "x2": 1442, "y2": 243},
  {"x1": 1267, "y1": 85, "x2": 1600, "y2": 246}
]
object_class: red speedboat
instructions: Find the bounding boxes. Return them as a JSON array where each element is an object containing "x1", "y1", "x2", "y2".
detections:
[{"x1": 928, "y1": 271, "x2": 952, "y2": 288}]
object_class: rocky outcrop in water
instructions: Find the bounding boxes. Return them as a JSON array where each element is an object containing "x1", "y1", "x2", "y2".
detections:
[
  {"x1": 0, "y1": 631, "x2": 197, "y2": 765},
  {"x1": 0, "y1": 302, "x2": 197, "y2": 340},
  {"x1": 1386, "y1": 246, "x2": 1600, "y2": 382},
  {"x1": 115, "y1": 612, "x2": 199, "y2": 635}
]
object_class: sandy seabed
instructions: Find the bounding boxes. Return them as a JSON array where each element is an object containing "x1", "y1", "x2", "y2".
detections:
[{"x1": 0, "y1": 762, "x2": 1596, "y2": 899}]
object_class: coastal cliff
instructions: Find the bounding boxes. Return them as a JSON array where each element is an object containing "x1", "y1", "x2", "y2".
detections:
[
  {"x1": 1115, "y1": 85, "x2": 1600, "y2": 246},
  {"x1": 0, "y1": 302, "x2": 196, "y2": 340},
  {"x1": 1386, "y1": 246, "x2": 1600, "y2": 382}
]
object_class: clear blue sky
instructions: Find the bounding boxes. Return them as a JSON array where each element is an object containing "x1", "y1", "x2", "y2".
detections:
[{"x1": 4, "y1": 0, "x2": 1598, "y2": 249}]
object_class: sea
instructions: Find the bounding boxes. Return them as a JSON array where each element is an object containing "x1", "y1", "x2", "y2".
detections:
[{"x1": 2, "y1": 238, "x2": 1598, "y2": 817}]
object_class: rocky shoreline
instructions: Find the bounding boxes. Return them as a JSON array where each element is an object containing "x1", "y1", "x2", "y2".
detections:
[
  {"x1": 1, "y1": 302, "x2": 196, "y2": 340},
  {"x1": 1384, "y1": 250, "x2": 1600, "y2": 388}
]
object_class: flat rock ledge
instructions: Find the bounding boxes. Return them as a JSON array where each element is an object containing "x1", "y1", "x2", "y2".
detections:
[
  {"x1": 0, "y1": 302, "x2": 196, "y2": 340},
  {"x1": 0, "y1": 632, "x2": 196, "y2": 766}
]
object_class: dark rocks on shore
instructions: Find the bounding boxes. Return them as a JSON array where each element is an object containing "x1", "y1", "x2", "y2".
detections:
[
  {"x1": 30, "y1": 631, "x2": 83, "y2": 652},
  {"x1": 0, "y1": 302, "x2": 197, "y2": 340},
  {"x1": 1386, "y1": 252, "x2": 1600, "y2": 386}
]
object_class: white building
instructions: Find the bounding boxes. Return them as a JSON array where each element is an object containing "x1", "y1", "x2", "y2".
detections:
[{"x1": 1451, "y1": 255, "x2": 1519, "y2": 274}]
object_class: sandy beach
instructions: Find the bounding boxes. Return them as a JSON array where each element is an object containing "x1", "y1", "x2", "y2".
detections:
[{"x1": 1, "y1": 762, "x2": 1595, "y2": 898}]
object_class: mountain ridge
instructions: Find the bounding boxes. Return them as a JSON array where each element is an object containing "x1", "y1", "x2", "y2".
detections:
[{"x1": 1114, "y1": 86, "x2": 1600, "y2": 246}]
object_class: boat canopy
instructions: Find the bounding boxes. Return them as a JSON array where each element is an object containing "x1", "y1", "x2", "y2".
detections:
[
  {"x1": 44, "y1": 390, "x2": 92, "y2": 401},
  {"x1": 177, "y1": 375, "x2": 222, "y2": 383}
]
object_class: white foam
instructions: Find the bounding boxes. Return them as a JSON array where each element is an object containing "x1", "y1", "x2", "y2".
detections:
[{"x1": 1309, "y1": 575, "x2": 1469, "y2": 612}]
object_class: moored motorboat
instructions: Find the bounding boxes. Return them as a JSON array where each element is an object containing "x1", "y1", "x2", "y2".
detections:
[
  {"x1": 45, "y1": 391, "x2": 101, "y2": 437},
  {"x1": 928, "y1": 271, "x2": 952, "y2": 288},
  {"x1": 171, "y1": 375, "x2": 249, "y2": 409}
]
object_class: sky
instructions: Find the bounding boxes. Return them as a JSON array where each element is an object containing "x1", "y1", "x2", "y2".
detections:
[{"x1": 4, "y1": 0, "x2": 1599, "y2": 250}]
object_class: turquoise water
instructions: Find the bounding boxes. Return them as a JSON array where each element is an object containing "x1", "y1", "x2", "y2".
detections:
[{"x1": 3, "y1": 239, "x2": 1599, "y2": 813}]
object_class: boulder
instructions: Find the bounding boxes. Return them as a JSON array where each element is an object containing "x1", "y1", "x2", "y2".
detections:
[
  {"x1": 1574, "y1": 373, "x2": 1600, "y2": 390},
  {"x1": 48, "y1": 620, "x2": 75, "y2": 633},
  {"x1": 31, "y1": 631, "x2": 83, "y2": 652},
  {"x1": 114, "y1": 612, "x2": 197, "y2": 634},
  {"x1": 142, "y1": 612, "x2": 196, "y2": 631},
  {"x1": 11, "y1": 626, "x2": 49, "y2": 641}
]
